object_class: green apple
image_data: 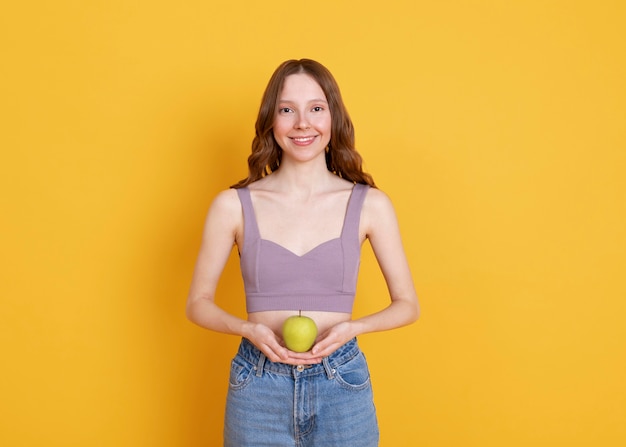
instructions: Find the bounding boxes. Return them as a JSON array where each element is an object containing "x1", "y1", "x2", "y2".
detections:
[{"x1": 282, "y1": 311, "x2": 318, "y2": 353}]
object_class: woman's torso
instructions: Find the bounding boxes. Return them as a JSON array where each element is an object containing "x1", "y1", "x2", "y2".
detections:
[{"x1": 236, "y1": 176, "x2": 366, "y2": 337}]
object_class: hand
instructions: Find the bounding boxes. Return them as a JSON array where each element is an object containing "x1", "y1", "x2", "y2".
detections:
[
  {"x1": 244, "y1": 322, "x2": 290, "y2": 363},
  {"x1": 245, "y1": 322, "x2": 322, "y2": 365},
  {"x1": 310, "y1": 321, "x2": 357, "y2": 358}
]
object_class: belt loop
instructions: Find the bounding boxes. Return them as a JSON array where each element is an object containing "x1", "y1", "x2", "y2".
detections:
[
  {"x1": 322, "y1": 357, "x2": 335, "y2": 379},
  {"x1": 255, "y1": 352, "x2": 266, "y2": 377}
]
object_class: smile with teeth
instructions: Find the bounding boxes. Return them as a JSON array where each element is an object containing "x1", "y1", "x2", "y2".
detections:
[{"x1": 291, "y1": 136, "x2": 317, "y2": 145}]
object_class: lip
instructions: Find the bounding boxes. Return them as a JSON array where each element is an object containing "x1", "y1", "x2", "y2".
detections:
[{"x1": 289, "y1": 135, "x2": 318, "y2": 146}]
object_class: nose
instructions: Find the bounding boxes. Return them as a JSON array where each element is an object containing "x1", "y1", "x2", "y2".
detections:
[{"x1": 295, "y1": 113, "x2": 311, "y2": 130}]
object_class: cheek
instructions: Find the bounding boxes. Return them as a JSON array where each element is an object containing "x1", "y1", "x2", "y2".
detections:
[
  {"x1": 321, "y1": 117, "x2": 332, "y2": 136},
  {"x1": 311, "y1": 115, "x2": 331, "y2": 130},
  {"x1": 272, "y1": 117, "x2": 291, "y2": 135}
]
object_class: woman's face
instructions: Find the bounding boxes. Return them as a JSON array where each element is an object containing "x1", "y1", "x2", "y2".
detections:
[{"x1": 272, "y1": 73, "x2": 332, "y2": 164}]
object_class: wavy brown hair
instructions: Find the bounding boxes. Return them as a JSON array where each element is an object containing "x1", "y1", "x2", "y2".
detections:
[{"x1": 231, "y1": 59, "x2": 376, "y2": 188}]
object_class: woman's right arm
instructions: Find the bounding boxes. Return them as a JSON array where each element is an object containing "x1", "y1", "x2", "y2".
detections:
[
  {"x1": 185, "y1": 189, "x2": 292, "y2": 362},
  {"x1": 186, "y1": 189, "x2": 247, "y2": 332}
]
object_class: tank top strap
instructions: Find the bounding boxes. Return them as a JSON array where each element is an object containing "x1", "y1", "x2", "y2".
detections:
[
  {"x1": 235, "y1": 187, "x2": 261, "y2": 248},
  {"x1": 341, "y1": 183, "x2": 370, "y2": 240}
]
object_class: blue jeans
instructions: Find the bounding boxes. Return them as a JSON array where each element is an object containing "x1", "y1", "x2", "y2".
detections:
[{"x1": 224, "y1": 338, "x2": 379, "y2": 446}]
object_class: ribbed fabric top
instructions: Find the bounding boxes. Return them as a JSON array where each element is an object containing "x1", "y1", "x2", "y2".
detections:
[{"x1": 236, "y1": 183, "x2": 369, "y2": 313}]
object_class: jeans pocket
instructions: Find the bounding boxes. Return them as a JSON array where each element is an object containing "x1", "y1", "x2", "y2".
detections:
[
  {"x1": 228, "y1": 355, "x2": 254, "y2": 391},
  {"x1": 333, "y1": 352, "x2": 371, "y2": 391}
]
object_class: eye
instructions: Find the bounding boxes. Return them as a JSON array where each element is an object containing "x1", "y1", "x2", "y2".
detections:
[
  {"x1": 312, "y1": 106, "x2": 324, "y2": 112},
  {"x1": 278, "y1": 107, "x2": 293, "y2": 114}
]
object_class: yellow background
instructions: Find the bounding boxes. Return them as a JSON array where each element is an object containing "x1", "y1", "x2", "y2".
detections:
[{"x1": 2, "y1": 0, "x2": 625, "y2": 445}]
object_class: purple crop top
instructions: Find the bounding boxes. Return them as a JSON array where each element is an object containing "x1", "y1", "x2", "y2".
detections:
[{"x1": 236, "y1": 183, "x2": 370, "y2": 313}]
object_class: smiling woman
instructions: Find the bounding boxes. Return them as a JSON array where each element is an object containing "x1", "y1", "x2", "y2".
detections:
[
  {"x1": 272, "y1": 73, "x2": 332, "y2": 164},
  {"x1": 231, "y1": 59, "x2": 375, "y2": 187},
  {"x1": 185, "y1": 59, "x2": 420, "y2": 446}
]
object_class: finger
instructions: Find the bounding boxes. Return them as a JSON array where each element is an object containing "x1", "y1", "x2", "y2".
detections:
[
  {"x1": 311, "y1": 340, "x2": 343, "y2": 357},
  {"x1": 274, "y1": 345, "x2": 290, "y2": 362},
  {"x1": 283, "y1": 355, "x2": 323, "y2": 365},
  {"x1": 310, "y1": 333, "x2": 337, "y2": 355},
  {"x1": 262, "y1": 342, "x2": 289, "y2": 363},
  {"x1": 287, "y1": 351, "x2": 323, "y2": 362}
]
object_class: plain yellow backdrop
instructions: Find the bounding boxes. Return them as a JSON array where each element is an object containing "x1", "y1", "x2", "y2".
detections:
[{"x1": 1, "y1": 0, "x2": 625, "y2": 445}]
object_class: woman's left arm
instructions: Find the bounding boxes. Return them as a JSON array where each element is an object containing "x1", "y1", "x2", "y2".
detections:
[{"x1": 311, "y1": 188, "x2": 420, "y2": 356}]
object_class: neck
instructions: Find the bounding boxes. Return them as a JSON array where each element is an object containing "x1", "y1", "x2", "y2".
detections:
[{"x1": 270, "y1": 157, "x2": 337, "y2": 195}]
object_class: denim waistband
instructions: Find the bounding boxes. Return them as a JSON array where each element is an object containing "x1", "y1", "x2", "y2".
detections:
[{"x1": 236, "y1": 337, "x2": 361, "y2": 378}]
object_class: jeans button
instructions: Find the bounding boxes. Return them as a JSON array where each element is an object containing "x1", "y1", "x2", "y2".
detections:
[{"x1": 296, "y1": 365, "x2": 304, "y2": 372}]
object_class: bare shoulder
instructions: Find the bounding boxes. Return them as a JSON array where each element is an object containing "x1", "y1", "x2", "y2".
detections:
[
  {"x1": 363, "y1": 187, "x2": 395, "y2": 213},
  {"x1": 204, "y1": 188, "x2": 242, "y2": 234},
  {"x1": 210, "y1": 188, "x2": 241, "y2": 213},
  {"x1": 361, "y1": 187, "x2": 399, "y2": 236}
]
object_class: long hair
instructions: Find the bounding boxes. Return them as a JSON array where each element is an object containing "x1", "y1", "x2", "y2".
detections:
[{"x1": 231, "y1": 59, "x2": 376, "y2": 188}]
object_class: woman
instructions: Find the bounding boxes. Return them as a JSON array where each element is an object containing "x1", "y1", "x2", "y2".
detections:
[{"x1": 187, "y1": 59, "x2": 419, "y2": 446}]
